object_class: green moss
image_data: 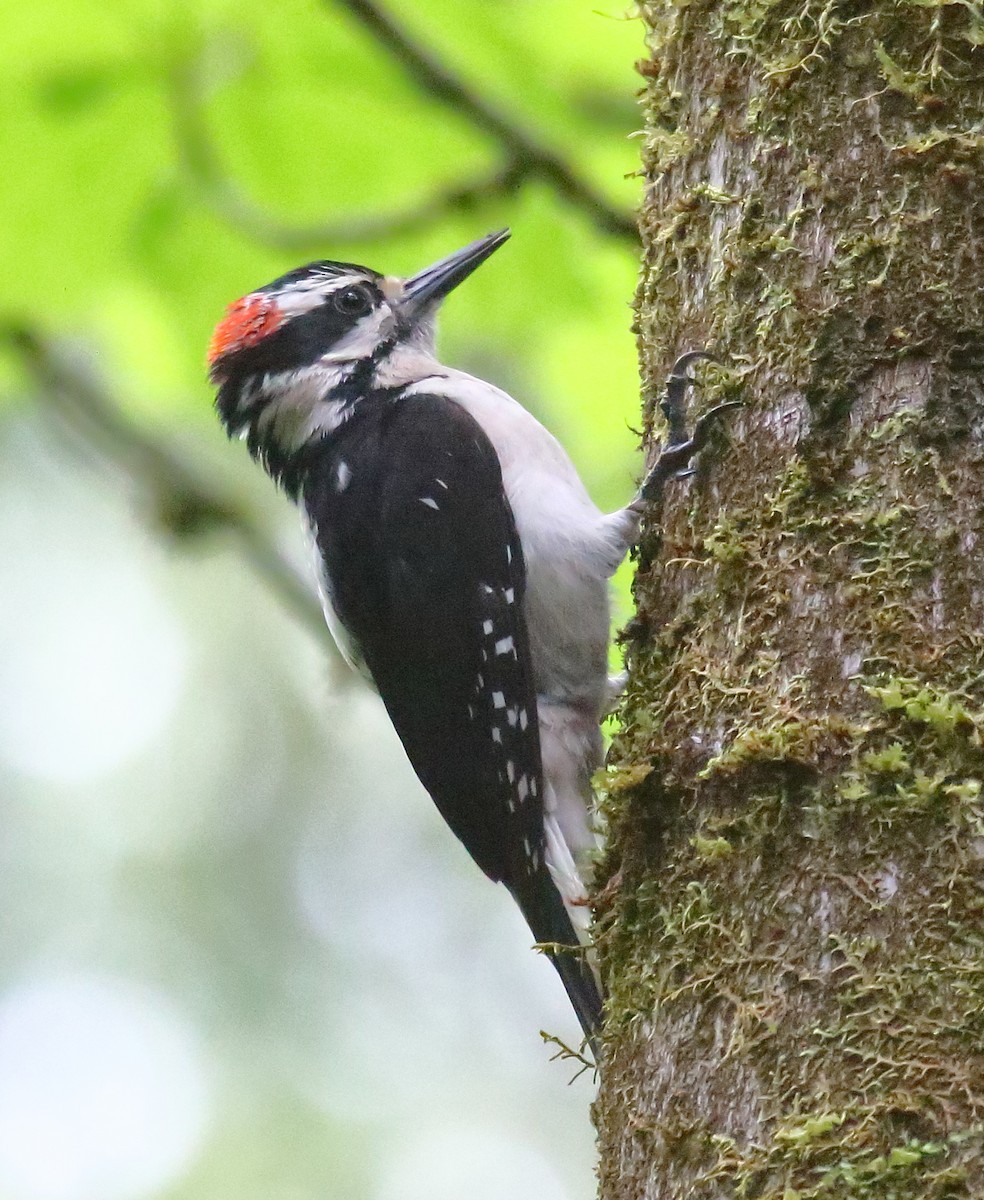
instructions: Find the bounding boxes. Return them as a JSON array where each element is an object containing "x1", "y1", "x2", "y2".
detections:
[
  {"x1": 633, "y1": 1, "x2": 984, "y2": 436},
  {"x1": 690, "y1": 832, "x2": 734, "y2": 860}
]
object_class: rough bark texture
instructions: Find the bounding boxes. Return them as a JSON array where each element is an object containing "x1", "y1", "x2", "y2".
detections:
[{"x1": 594, "y1": 3, "x2": 984, "y2": 1198}]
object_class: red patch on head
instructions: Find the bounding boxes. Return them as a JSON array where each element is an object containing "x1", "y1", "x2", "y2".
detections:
[{"x1": 207, "y1": 293, "x2": 285, "y2": 375}]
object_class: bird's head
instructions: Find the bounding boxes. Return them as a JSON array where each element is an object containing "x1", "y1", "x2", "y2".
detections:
[{"x1": 208, "y1": 230, "x2": 510, "y2": 458}]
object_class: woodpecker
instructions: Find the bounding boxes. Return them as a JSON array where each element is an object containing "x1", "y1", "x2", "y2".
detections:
[{"x1": 208, "y1": 230, "x2": 733, "y2": 1058}]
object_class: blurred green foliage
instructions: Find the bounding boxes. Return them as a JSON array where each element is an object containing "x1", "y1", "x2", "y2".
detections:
[
  {"x1": 2, "y1": 0, "x2": 644, "y2": 509},
  {"x1": 0, "y1": 4, "x2": 644, "y2": 1198}
]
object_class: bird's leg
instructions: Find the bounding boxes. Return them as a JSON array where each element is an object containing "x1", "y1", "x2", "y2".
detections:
[
  {"x1": 633, "y1": 350, "x2": 740, "y2": 512},
  {"x1": 599, "y1": 351, "x2": 740, "y2": 575}
]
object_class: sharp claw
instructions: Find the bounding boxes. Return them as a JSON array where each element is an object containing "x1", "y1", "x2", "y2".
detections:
[
  {"x1": 689, "y1": 400, "x2": 743, "y2": 449},
  {"x1": 661, "y1": 348, "x2": 716, "y2": 445},
  {"x1": 639, "y1": 367, "x2": 739, "y2": 506},
  {"x1": 667, "y1": 349, "x2": 717, "y2": 381},
  {"x1": 698, "y1": 400, "x2": 743, "y2": 419}
]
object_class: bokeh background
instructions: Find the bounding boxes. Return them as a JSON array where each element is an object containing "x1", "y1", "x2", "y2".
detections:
[{"x1": 0, "y1": 2, "x2": 644, "y2": 1197}]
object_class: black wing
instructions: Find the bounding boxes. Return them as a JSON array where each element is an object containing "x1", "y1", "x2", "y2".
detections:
[
  {"x1": 304, "y1": 392, "x2": 543, "y2": 891},
  {"x1": 304, "y1": 391, "x2": 602, "y2": 1050}
]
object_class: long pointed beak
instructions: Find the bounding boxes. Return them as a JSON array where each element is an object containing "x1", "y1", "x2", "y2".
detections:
[{"x1": 402, "y1": 229, "x2": 510, "y2": 316}]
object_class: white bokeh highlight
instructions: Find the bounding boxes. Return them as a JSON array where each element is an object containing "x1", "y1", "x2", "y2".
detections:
[
  {"x1": 376, "y1": 1125, "x2": 573, "y2": 1200},
  {"x1": 0, "y1": 457, "x2": 187, "y2": 784},
  {"x1": 0, "y1": 975, "x2": 212, "y2": 1200}
]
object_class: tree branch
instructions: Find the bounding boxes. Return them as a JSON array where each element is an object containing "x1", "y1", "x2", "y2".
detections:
[
  {"x1": 1, "y1": 324, "x2": 337, "y2": 657},
  {"x1": 331, "y1": 0, "x2": 638, "y2": 242},
  {"x1": 171, "y1": 3, "x2": 637, "y2": 252},
  {"x1": 172, "y1": 59, "x2": 530, "y2": 253}
]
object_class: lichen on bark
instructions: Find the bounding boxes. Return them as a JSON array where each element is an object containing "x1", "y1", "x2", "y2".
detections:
[{"x1": 595, "y1": 3, "x2": 984, "y2": 1197}]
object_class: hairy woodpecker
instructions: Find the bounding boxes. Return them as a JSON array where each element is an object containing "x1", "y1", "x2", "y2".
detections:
[{"x1": 208, "y1": 230, "x2": 733, "y2": 1057}]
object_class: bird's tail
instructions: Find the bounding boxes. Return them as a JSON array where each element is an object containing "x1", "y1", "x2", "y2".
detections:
[{"x1": 513, "y1": 868, "x2": 604, "y2": 1061}]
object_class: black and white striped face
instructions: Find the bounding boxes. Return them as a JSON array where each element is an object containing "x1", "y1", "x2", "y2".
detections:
[
  {"x1": 208, "y1": 230, "x2": 510, "y2": 454},
  {"x1": 209, "y1": 262, "x2": 397, "y2": 421}
]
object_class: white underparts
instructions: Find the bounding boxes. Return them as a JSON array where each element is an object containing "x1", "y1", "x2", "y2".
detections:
[
  {"x1": 544, "y1": 815, "x2": 592, "y2": 937},
  {"x1": 537, "y1": 698, "x2": 603, "y2": 942}
]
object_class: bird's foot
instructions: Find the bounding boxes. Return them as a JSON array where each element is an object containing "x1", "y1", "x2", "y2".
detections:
[{"x1": 636, "y1": 351, "x2": 740, "y2": 508}]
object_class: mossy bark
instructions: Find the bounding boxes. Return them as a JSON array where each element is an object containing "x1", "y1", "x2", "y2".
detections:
[{"x1": 594, "y1": 4, "x2": 984, "y2": 1197}]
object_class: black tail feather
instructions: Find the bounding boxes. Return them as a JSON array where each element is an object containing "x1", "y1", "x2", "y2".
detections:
[{"x1": 512, "y1": 870, "x2": 604, "y2": 1061}]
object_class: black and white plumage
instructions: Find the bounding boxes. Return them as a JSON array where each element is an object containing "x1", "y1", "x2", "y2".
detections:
[{"x1": 208, "y1": 231, "x2": 732, "y2": 1057}]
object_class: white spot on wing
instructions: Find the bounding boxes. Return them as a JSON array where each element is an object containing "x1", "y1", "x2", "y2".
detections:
[
  {"x1": 483, "y1": 620, "x2": 494, "y2": 635},
  {"x1": 494, "y1": 636, "x2": 515, "y2": 656},
  {"x1": 492, "y1": 691, "x2": 505, "y2": 709},
  {"x1": 419, "y1": 497, "x2": 439, "y2": 510},
  {"x1": 435, "y1": 478, "x2": 449, "y2": 489},
  {"x1": 335, "y1": 460, "x2": 351, "y2": 492}
]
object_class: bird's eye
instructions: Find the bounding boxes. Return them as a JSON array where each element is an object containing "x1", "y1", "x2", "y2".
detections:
[{"x1": 333, "y1": 285, "x2": 373, "y2": 316}]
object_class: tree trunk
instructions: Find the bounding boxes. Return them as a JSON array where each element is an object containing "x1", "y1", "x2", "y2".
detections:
[{"x1": 595, "y1": 3, "x2": 984, "y2": 1197}]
